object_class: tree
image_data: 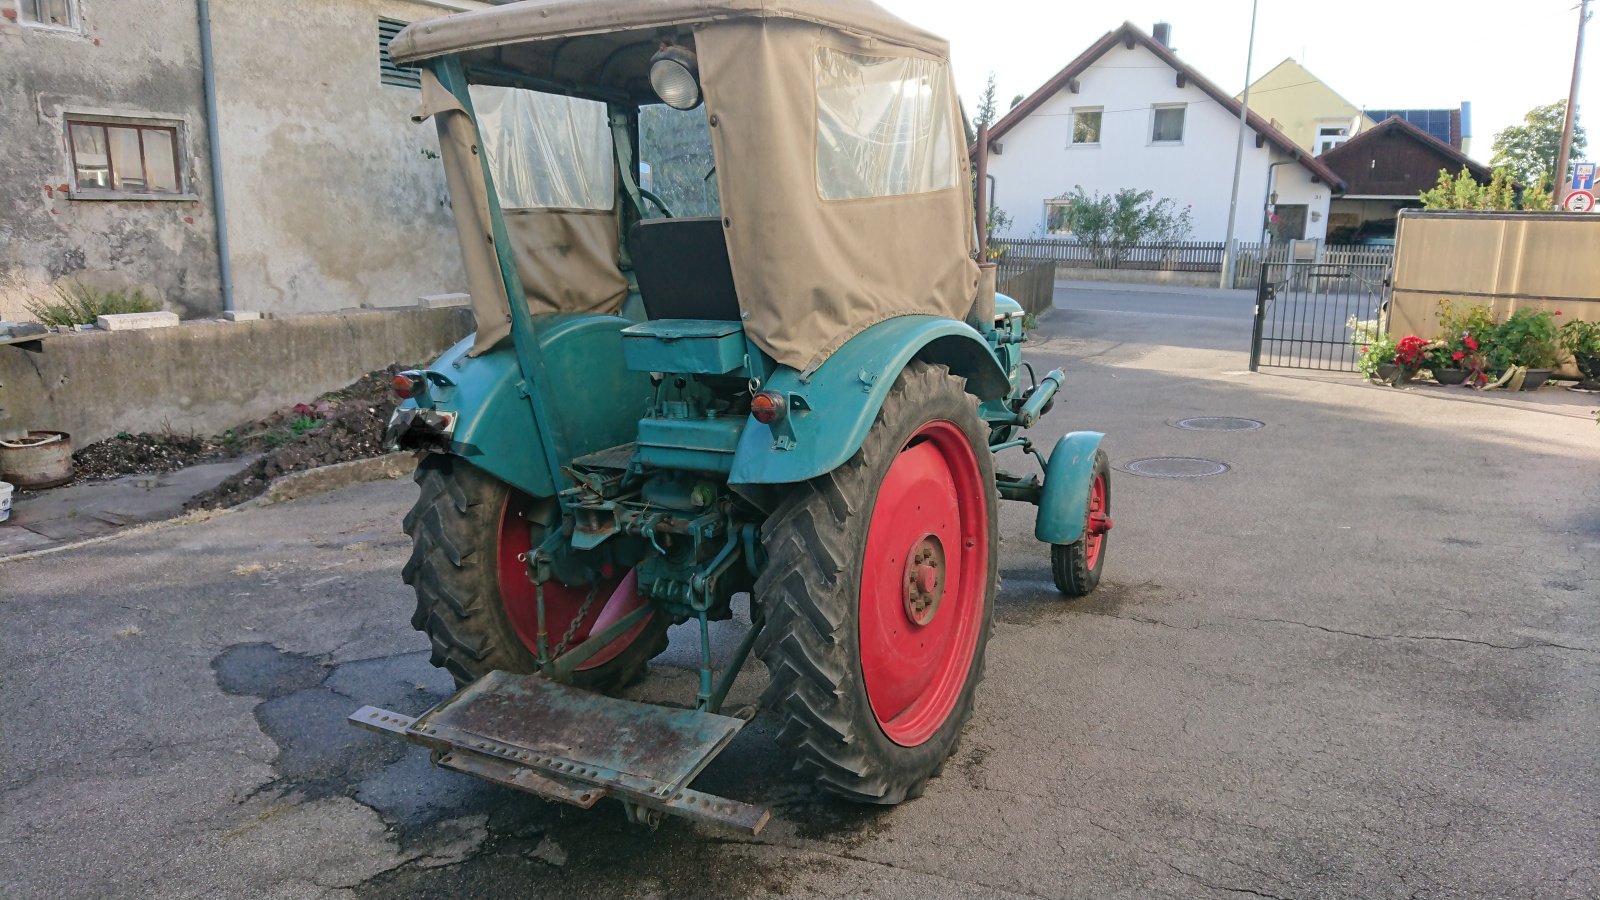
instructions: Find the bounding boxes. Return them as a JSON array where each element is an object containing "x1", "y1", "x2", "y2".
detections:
[
  {"x1": 974, "y1": 72, "x2": 999, "y2": 129},
  {"x1": 1009, "y1": 94, "x2": 1025, "y2": 110},
  {"x1": 639, "y1": 105, "x2": 720, "y2": 217},
  {"x1": 1047, "y1": 187, "x2": 1193, "y2": 265},
  {"x1": 1490, "y1": 101, "x2": 1587, "y2": 189}
]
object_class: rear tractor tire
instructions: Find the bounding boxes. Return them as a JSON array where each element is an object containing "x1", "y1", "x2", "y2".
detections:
[
  {"x1": 1050, "y1": 449, "x2": 1110, "y2": 598},
  {"x1": 755, "y1": 362, "x2": 999, "y2": 804},
  {"x1": 401, "y1": 455, "x2": 667, "y2": 690}
]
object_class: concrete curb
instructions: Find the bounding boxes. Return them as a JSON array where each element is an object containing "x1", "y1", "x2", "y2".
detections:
[{"x1": 239, "y1": 452, "x2": 419, "y2": 509}]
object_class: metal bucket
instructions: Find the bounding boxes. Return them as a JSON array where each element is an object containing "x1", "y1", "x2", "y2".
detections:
[
  {"x1": 0, "y1": 481, "x2": 12, "y2": 523},
  {"x1": 0, "y1": 431, "x2": 74, "y2": 490}
]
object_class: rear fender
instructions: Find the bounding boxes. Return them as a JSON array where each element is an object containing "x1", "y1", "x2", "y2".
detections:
[
  {"x1": 729, "y1": 316, "x2": 1010, "y2": 486},
  {"x1": 1035, "y1": 431, "x2": 1105, "y2": 544},
  {"x1": 401, "y1": 316, "x2": 652, "y2": 498}
]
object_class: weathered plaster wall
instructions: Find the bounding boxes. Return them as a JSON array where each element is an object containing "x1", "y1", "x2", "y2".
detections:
[
  {"x1": 0, "y1": 1, "x2": 221, "y2": 320},
  {"x1": 0, "y1": 307, "x2": 472, "y2": 444},
  {"x1": 210, "y1": 0, "x2": 470, "y2": 315}
]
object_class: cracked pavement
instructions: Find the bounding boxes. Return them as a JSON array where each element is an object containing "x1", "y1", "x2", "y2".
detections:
[{"x1": 2, "y1": 283, "x2": 1597, "y2": 898}]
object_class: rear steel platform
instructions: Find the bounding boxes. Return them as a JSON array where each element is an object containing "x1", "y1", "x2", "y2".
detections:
[{"x1": 349, "y1": 670, "x2": 768, "y2": 834}]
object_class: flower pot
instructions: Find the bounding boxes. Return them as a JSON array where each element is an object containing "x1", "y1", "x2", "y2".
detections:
[
  {"x1": 1374, "y1": 364, "x2": 1418, "y2": 385},
  {"x1": 1577, "y1": 354, "x2": 1600, "y2": 390},
  {"x1": 1431, "y1": 368, "x2": 1471, "y2": 386},
  {"x1": 0, "y1": 430, "x2": 73, "y2": 490},
  {"x1": 1519, "y1": 368, "x2": 1552, "y2": 391}
]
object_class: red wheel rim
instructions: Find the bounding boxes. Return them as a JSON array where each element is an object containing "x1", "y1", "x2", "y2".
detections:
[
  {"x1": 1084, "y1": 474, "x2": 1109, "y2": 570},
  {"x1": 859, "y1": 421, "x2": 988, "y2": 747},
  {"x1": 496, "y1": 493, "x2": 652, "y2": 670}
]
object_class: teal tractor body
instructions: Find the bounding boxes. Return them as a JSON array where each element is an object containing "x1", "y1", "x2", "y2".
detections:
[{"x1": 355, "y1": 0, "x2": 1115, "y2": 836}]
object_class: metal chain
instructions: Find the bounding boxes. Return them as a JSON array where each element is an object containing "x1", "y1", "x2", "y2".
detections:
[{"x1": 550, "y1": 579, "x2": 602, "y2": 660}]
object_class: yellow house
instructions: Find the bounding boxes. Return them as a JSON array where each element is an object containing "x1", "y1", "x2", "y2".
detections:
[{"x1": 1241, "y1": 58, "x2": 1366, "y2": 156}]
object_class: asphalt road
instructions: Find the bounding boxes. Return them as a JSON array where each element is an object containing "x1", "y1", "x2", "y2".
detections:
[{"x1": 3, "y1": 284, "x2": 1597, "y2": 899}]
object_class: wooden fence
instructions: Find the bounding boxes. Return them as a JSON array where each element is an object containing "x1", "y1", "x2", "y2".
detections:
[
  {"x1": 992, "y1": 237, "x2": 1394, "y2": 289},
  {"x1": 993, "y1": 238, "x2": 1225, "y2": 272},
  {"x1": 995, "y1": 258, "x2": 1055, "y2": 317}
]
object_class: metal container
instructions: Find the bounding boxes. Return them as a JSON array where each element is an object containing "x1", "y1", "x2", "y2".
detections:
[
  {"x1": 0, "y1": 480, "x2": 12, "y2": 523},
  {"x1": 0, "y1": 430, "x2": 73, "y2": 490}
]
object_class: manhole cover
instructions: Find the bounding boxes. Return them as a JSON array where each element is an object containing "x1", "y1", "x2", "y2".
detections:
[
  {"x1": 1125, "y1": 457, "x2": 1231, "y2": 478},
  {"x1": 1171, "y1": 417, "x2": 1264, "y2": 432}
]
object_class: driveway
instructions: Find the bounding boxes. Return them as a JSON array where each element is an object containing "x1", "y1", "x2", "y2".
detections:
[{"x1": 3, "y1": 283, "x2": 1597, "y2": 899}]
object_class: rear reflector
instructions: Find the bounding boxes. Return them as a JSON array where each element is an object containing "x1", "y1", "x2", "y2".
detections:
[{"x1": 390, "y1": 371, "x2": 424, "y2": 400}]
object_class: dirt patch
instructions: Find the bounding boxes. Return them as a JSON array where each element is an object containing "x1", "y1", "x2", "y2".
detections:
[
  {"x1": 186, "y1": 368, "x2": 408, "y2": 510},
  {"x1": 72, "y1": 431, "x2": 231, "y2": 480},
  {"x1": 55, "y1": 366, "x2": 412, "y2": 507}
]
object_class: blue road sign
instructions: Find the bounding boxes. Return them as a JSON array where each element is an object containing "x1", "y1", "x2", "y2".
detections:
[{"x1": 1573, "y1": 162, "x2": 1596, "y2": 192}]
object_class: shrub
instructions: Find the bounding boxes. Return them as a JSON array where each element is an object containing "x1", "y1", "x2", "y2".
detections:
[
  {"x1": 1491, "y1": 308, "x2": 1563, "y2": 370},
  {"x1": 26, "y1": 282, "x2": 160, "y2": 327}
]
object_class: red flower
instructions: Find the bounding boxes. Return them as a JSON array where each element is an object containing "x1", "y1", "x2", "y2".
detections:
[
  {"x1": 1361, "y1": 346, "x2": 1369, "y2": 352},
  {"x1": 1464, "y1": 336, "x2": 1479, "y2": 350},
  {"x1": 1452, "y1": 351, "x2": 1465, "y2": 361},
  {"x1": 1554, "y1": 310, "x2": 1563, "y2": 316}
]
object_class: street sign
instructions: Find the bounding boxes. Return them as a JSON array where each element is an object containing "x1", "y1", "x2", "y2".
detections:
[
  {"x1": 1564, "y1": 189, "x2": 1595, "y2": 212},
  {"x1": 1572, "y1": 161, "x2": 1596, "y2": 192}
]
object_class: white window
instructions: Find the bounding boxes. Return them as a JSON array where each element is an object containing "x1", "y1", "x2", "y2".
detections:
[
  {"x1": 814, "y1": 48, "x2": 958, "y2": 201},
  {"x1": 1044, "y1": 198, "x2": 1074, "y2": 236},
  {"x1": 17, "y1": 0, "x2": 79, "y2": 31},
  {"x1": 1317, "y1": 124, "x2": 1350, "y2": 154},
  {"x1": 67, "y1": 116, "x2": 185, "y2": 197},
  {"x1": 1071, "y1": 107, "x2": 1102, "y2": 145},
  {"x1": 469, "y1": 85, "x2": 615, "y2": 211},
  {"x1": 1151, "y1": 104, "x2": 1185, "y2": 144}
]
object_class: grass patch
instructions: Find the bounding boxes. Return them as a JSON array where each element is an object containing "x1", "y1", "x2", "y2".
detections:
[{"x1": 26, "y1": 282, "x2": 160, "y2": 327}]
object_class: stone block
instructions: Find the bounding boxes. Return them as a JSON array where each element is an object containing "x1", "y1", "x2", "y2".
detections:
[
  {"x1": 417, "y1": 293, "x2": 471, "y2": 309},
  {"x1": 96, "y1": 311, "x2": 180, "y2": 332},
  {"x1": 222, "y1": 310, "x2": 262, "y2": 322}
]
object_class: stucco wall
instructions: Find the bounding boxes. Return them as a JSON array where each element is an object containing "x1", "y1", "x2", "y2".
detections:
[
  {"x1": 0, "y1": 307, "x2": 472, "y2": 445},
  {"x1": 1242, "y1": 59, "x2": 1365, "y2": 155},
  {"x1": 0, "y1": 1, "x2": 221, "y2": 319},
  {"x1": 987, "y1": 42, "x2": 1331, "y2": 244},
  {"x1": 209, "y1": 0, "x2": 471, "y2": 315}
]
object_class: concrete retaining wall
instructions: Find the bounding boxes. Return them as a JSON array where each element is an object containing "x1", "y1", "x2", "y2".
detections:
[
  {"x1": 1054, "y1": 266, "x2": 1218, "y2": 288},
  {"x1": 0, "y1": 307, "x2": 472, "y2": 445}
]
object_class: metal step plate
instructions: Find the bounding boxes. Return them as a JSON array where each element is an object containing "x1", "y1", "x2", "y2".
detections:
[{"x1": 348, "y1": 671, "x2": 768, "y2": 834}]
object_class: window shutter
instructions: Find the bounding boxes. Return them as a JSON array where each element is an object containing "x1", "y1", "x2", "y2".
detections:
[{"x1": 378, "y1": 18, "x2": 420, "y2": 90}]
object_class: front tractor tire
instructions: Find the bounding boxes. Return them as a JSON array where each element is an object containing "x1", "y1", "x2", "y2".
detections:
[
  {"x1": 755, "y1": 362, "x2": 999, "y2": 804},
  {"x1": 402, "y1": 456, "x2": 667, "y2": 691},
  {"x1": 1051, "y1": 449, "x2": 1110, "y2": 597}
]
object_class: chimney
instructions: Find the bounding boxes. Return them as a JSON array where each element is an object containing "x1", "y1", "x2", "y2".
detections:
[{"x1": 1152, "y1": 22, "x2": 1172, "y2": 48}]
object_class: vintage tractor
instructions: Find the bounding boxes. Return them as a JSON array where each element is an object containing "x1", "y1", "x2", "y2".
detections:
[{"x1": 350, "y1": 0, "x2": 1113, "y2": 835}]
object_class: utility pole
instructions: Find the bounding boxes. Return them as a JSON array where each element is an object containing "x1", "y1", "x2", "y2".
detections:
[
  {"x1": 1553, "y1": 0, "x2": 1590, "y2": 206},
  {"x1": 1221, "y1": 0, "x2": 1260, "y2": 288}
]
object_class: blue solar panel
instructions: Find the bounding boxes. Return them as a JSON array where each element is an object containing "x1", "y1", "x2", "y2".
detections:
[{"x1": 1366, "y1": 109, "x2": 1454, "y2": 145}]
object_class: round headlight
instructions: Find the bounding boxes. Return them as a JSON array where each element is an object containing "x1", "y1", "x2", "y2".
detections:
[{"x1": 650, "y1": 47, "x2": 701, "y2": 110}]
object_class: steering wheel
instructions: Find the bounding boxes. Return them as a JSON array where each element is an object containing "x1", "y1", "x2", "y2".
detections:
[{"x1": 638, "y1": 188, "x2": 674, "y2": 219}]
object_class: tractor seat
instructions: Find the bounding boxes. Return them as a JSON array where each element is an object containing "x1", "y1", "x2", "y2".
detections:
[{"x1": 627, "y1": 217, "x2": 741, "y2": 321}]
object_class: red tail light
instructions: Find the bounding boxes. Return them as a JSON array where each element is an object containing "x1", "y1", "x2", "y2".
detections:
[
  {"x1": 750, "y1": 390, "x2": 787, "y2": 424},
  {"x1": 390, "y1": 371, "x2": 424, "y2": 400}
]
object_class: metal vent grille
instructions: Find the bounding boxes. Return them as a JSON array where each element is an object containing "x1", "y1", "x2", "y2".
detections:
[{"x1": 378, "y1": 18, "x2": 419, "y2": 90}]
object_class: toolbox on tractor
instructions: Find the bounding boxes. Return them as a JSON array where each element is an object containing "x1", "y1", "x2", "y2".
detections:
[{"x1": 352, "y1": 0, "x2": 1115, "y2": 832}]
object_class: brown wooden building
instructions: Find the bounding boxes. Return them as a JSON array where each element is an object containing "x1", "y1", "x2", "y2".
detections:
[{"x1": 1319, "y1": 116, "x2": 1491, "y2": 243}]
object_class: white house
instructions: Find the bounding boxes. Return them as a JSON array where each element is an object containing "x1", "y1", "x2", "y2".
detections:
[{"x1": 982, "y1": 23, "x2": 1344, "y2": 244}]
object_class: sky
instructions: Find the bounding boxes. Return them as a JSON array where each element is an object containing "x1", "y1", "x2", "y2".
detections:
[{"x1": 875, "y1": 0, "x2": 1596, "y2": 167}]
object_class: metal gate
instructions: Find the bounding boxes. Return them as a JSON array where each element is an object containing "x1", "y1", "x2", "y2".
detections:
[{"x1": 1248, "y1": 260, "x2": 1390, "y2": 372}]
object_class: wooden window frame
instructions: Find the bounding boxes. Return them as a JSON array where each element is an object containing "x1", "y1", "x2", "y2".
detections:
[
  {"x1": 16, "y1": 0, "x2": 81, "y2": 32},
  {"x1": 65, "y1": 115, "x2": 191, "y2": 200}
]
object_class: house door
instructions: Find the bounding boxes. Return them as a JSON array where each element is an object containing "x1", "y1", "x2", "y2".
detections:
[{"x1": 1273, "y1": 205, "x2": 1308, "y2": 242}]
